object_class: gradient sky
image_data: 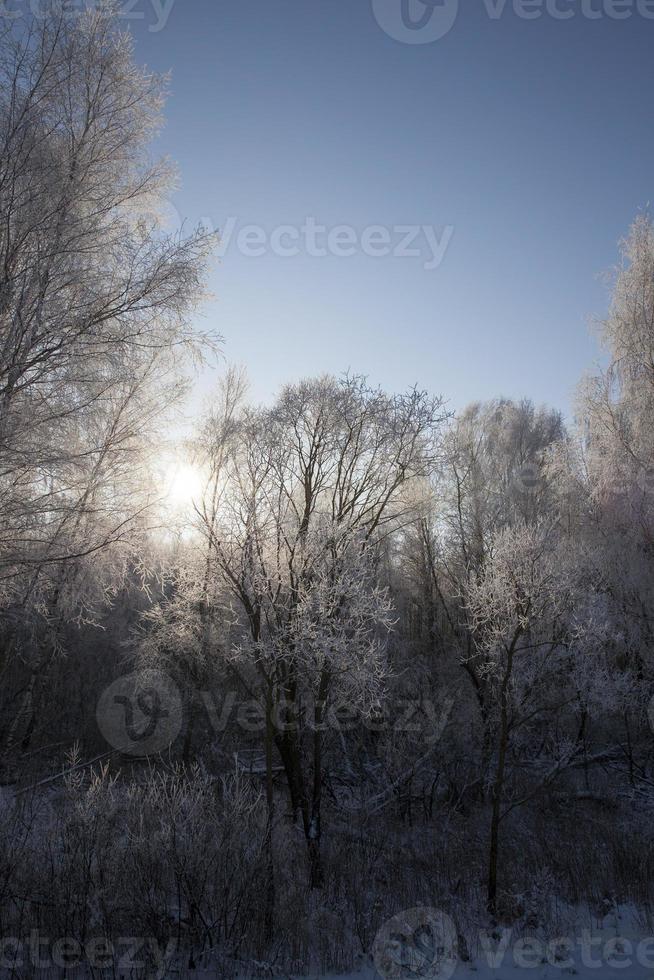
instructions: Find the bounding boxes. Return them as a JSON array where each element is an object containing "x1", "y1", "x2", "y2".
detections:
[{"x1": 128, "y1": 0, "x2": 654, "y2": 421}]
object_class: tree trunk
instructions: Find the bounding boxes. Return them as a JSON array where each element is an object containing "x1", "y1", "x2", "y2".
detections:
[
  {"x1": 264, "y1": 686, "x2": 276, "y2": 940},
  {"x1": 276, "y1": 729, "x2": 306, "y2": 825},
  {"x1": 2, "y1": 671, "x2": 37, "y2": 774},
  {"x1": 307, "y1": 703, "x2": 324, "y2": 889},
  {"x1": 182, "y1": 687, "x2": 196, "y2": 765},
  {"x1": 487, "y1": 637, "x2": 515, "y2": 918},
  {"x1": 308, "y1": 835, "x2": 323, "y2": 889}
]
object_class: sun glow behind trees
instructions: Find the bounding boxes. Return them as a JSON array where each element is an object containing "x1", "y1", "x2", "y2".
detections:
[
  {"x1": 164, "y1": 460, "x2": 205, "y2": 512},
  {"x1": 151, "y1": 452, "x2": 209, "y2": 529}
]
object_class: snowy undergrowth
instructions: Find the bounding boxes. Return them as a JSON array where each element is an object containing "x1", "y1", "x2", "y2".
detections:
[{"x1": 281, "y1": 904, "x2": 654, "y2": 980}]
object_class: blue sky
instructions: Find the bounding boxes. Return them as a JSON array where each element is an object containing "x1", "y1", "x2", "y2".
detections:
[{"x1": 128, "y1": 0, "x2": 654, "y2": 421}]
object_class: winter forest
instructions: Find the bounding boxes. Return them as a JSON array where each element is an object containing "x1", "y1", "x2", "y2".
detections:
[{"x1": 2, "y1": 4, "x2": 654, "y2": 979}]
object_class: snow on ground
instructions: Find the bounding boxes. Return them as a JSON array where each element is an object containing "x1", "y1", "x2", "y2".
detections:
[
  {"x1": 287, "y1": 904, "x2": 654, "y2": 980},
  {"x1": 292, "y1": 968, "x2": 651, "y2": 980},
  {"x1": 0, "y1": 898, "x2": 652, "y2": 978}
]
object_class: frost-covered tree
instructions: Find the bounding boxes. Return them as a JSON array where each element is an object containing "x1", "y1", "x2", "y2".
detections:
[
  {"x1": 189, "y1": 374, "x2": 448, "y2": 886},
  {"x1": 464, "y1": 522, "x2": 598, "y2": 915},
  {"x1": 0, "y1": 2, "x2": 215, "y2": 590},
  {"x1": 0, "y1": 2, "x2": 216, "y2": 761},
  {"x1": 581, "y1": 215, "x2": 654, "y2": 496},
  {"x1": 401, "y1": 399, "x2": 567, "y2": 788},
  {"x1": 439, "y1": 398, "x2": 565, "y2": 571},
  {"x1": 577, "y1": 215, "x2": 654, "y2": 771}
]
